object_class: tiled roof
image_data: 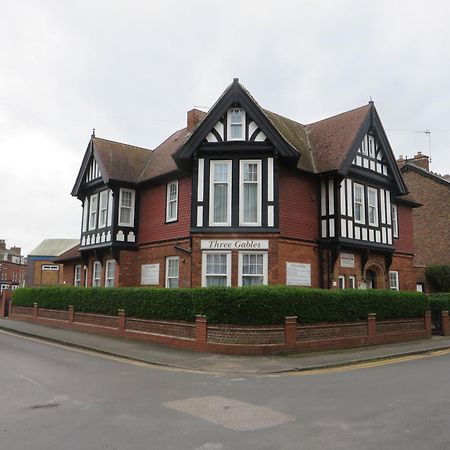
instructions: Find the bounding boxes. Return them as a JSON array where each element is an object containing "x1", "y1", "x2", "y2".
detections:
[
  {"x1": 54, "y1": 244, "x2": 81, "y2": 262},
  {"x1": 138, "y1": 128, "x2": 191, "y2": 182},
  {"x1": 263, "y1": 110, "x2": 316, "y2": 173},
  {"x1": 307, "y1": 105, "x2": 370, "y2": 173},
  {"x1": 28, "y1": 239, "x2": 80, "y2": 258},
  {"x1": 400, "y1": 162, "x2": 450, "y2": 188},
  {"x1": 93, "y1": 137, "x2": 153, "y2": 183}
]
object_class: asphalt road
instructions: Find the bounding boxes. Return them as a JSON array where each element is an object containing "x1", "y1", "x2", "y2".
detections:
[{"x1": 1, "y1": 330, "x2": 450, "y2": 450}]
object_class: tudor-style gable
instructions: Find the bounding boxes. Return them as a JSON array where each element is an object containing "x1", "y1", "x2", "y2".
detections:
[
  {"x1": 72, "y1": 136, "x2": 153, "y2": 255},
  {"x1": 317, "y1": 103, "x2": 413, "y2": 250}
]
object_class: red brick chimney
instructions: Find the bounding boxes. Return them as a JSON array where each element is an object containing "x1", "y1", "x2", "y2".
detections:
[
  {"x1": 10, "y1": 246, "x2": 21, "y2": 256},
  {"x1": 187, "y1": 109, "x2": 205, "y2": 133},
  {"x1": 410, "y1": 151, "x2": 430, "y2": 171}
]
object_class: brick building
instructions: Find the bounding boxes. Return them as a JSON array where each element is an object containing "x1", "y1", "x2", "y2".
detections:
[
  {"x1": 0, "y1": 239, "x2": 26, "y2": 292},
  {"x1": 69, "y1": 79, "x2": 421, "y2": 291},
  {"x1": 26, "y1": 239, "x2": 79, "y2": 286},
  {"x1": 397, "y1": 152, "x2": 450, "y2": 288}
]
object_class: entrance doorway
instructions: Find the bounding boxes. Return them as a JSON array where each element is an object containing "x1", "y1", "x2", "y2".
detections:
[{"x1": 366, "y1": 269, "x2": 377, "y2": 289}]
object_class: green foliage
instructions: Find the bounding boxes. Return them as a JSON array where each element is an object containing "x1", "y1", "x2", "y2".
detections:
[
  {"x1": 428, "y1": 293, "x2": 450, "y2": 326},
  {"x1": 12, "y1": 286, "x2": 428, "y2": 325},
  {"x1": 425, "y1": 264, "x2": 450, "y2": 292}
]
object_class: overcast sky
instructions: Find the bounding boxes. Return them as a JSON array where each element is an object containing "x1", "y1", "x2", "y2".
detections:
[{"x1": 1, "y1": 0, "x2": 449, "y2": 256}]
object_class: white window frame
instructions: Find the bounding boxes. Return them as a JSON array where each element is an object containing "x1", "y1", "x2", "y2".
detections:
[
  {"x1": 92, "y1": 261, "x2": 102, "y2": 287},
  {"x1": 118, "y1": 188, "x2": 135, "y2": 227},
  {"x1": 348, "y1": 275, "x2": 356, "y2": 289},
  {"x1": 165, "y1": 256, "x2": 179, "y2": 288},
  {"x1": 166, "y1": 181, "x2": 178, "y2": 223},
  {"x1": 392, "y1": 204, "x2": 398, "y2": 238},
  {"x1": 367, "y1": 186, "x2": 379, "y2": 226},
  {"x1": 88, "y1": 193, "x2": 99, "y2": 230},
  {"x1": 202, "y1": 252, "x2": 231, "y2": 287},
  {"x1": 82, "y1": 199, "x2": 89, "y2": 232},
  {"x1": 389, "y1": 270, "x2": 399, "y2": 290},
  {"x1": 238, "y1": 252, "x2": 268, "y2": 287},
  {"x1": 105, "y1": 260, "x2": 115, "y2": 288},
  {"x1": 338, "y1": 275, "x2": 345, "y2": 289},
  {"x1": 227, "y1": 108, "x2": 245, "y2": 141},
  {"x1": 74, "y1": 265, "x2": 82, "y2": 287},
  {"x1": 239, "y1": 160, "x2": 262, "y2": 226},
  {"x1": 209, "y1": 160, "x2": 232, "y2": 226},
  {"x1": 353, "y1": 183, "x2": 365, "y2": 224},
  {"x1": 98, "y1": 190, "x2": 108, "y2": 228}
]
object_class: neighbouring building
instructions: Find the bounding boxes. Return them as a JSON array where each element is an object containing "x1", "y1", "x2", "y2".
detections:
[
  {"x1": 0, "y1": 239, "x2": 26, "y2": 292},
  {"x1": 397, "y1": 152, "x2": 450, "y2": 291},
  {"x1": 26, "y1": 239, "x2": 79, "y2": 287},
  {"x1": 69, "y1": 79, "x2": 421, "y2": 291}
]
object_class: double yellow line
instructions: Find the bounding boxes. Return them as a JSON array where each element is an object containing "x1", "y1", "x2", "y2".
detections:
[{"x1": 291, "y1": 348, "x2": 450, "y2": 376}]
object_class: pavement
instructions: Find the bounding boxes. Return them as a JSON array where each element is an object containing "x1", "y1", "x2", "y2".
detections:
[{"x1": 1, "y1": 317, "x2": 450, "y2": 374}]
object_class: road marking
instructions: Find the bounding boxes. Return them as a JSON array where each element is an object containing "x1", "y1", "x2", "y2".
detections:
[
  {"x1": 164, "y1": 396, "x2": 295, "y2": 431},
  {"x1": 19, "y1": 374, "x2": 43, "y2": 387},
  {"x1": 193, "y1": 444, "x2": 223, "y2": 450},
  {"x1": 291, "y1": 348, "x2": 450, "y2": 376}
]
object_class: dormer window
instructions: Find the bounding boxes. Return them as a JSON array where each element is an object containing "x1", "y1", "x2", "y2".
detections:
[{"x1": 228, "y1": 108, "x2": 245, "y2": 140}]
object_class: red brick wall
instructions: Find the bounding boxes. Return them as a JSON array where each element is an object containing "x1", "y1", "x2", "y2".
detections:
[
  {"x1": 394, "y1": 204, "x2": 415, "y2": 255},
  {"x1": 134, "y1": 240, "x2": 192, "y2": 288},
  {"x1": 391, "y1": 253, "x2": 418, "y2": 291},
  {"x1": 139, "y1": 176, "x2": 192, "y2": 245},
  {"x1": 279, "y1": 166, "x2": 318, "y2": 241},
  {"x1": 401, "y1": 170, "x2": 450, "y2": 266}
]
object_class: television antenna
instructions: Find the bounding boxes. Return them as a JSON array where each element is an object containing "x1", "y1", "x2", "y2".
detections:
[{"x1": 412, "y1": 129, "x2": 432, "y2": 162}]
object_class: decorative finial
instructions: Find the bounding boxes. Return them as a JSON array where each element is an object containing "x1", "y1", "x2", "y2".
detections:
[{"x1": 92, "y1": 128, "x2": 96, "y2": 137}]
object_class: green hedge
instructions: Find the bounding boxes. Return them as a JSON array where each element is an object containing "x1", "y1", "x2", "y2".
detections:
[{"x1": 12, "y1": 286, "x2": 428, "y2": 325}]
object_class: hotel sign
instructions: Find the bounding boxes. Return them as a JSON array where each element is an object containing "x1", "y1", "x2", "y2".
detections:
[
  {"x1": 200, "y1": 239, "x2": 269, "y2": 250},
  {"x1": 340, "y1": 253, "x2": 355, "y2": 268}
]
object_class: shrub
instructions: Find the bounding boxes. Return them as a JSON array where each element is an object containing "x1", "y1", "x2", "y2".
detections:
[
  {"x1": 12, "y1": 286, "x2": 428, "y2": 325},
  {"x1": 428, "y1": 293, "x2": 450, "y2": 328},
  {"x1": 425, "y1": 264, "x2": 450, "y2": 292}
]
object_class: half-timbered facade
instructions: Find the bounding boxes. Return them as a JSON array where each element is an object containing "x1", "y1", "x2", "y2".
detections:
[{"x1": 70, "y1": 79, "x2": 420, "y2": 290}]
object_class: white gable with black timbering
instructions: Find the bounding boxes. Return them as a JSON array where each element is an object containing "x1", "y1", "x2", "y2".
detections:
[
  {"x1": 204, "y1": 107, "x2": 267, "y2": 143},
  {"x1": 351, "y1": 133, "x2": 389, "y2": 176},
  {"x1": 84, "y1": 155, "x2": 103, "y2": 183}
]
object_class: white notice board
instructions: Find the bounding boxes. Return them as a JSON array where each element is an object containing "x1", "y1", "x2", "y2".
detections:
[
  {"x1": 286, "y1": 262, "x2": 311, "y2": 286},
  {"x1": 141, "y1": 264, "x2": 160, "y2": 285}
]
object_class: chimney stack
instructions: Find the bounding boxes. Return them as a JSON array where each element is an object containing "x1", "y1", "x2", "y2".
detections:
[
  {"x1": 411, "y1": 151, "x2": 430, "y2": 171},
  {"x1": 187, "y1": 109, "x2": 205, "y2": 133},
  {"x1": 10, "y1": 246, "x2": 21, "y2": 256},
  {"x1": 0, "y1": 239, "x2": 5, "y2": 251}
]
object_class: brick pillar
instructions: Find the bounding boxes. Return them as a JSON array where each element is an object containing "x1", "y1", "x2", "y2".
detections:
[
  {"x1": 8, "y1": 300, "x2": 12, "y2": 317},
  {"x1": 118, "y1": 309, "x2": 126, "y2": 333},
  {"x1": 367, "y1": 313, "x2": 376, "y2": 339},
  {"x1": 440, "y1": 311, "x2": 449, "y2": 336},
  {"x1": 0, "y1": 292, "x2": 5, "y2": 318},
  {"x1": 68, "y1": 306, "x2": 74, "y2": 324},
  {"x1": 424, "y1": 311, "x2": 432, "y2": 336},
  {"x1": 285, "y1": 316, "x2": 298, "y2": 349},
  {"x1": 196, "y1": 315, "x2": 207, "y2": 345},
  {"x1": 33, "y1": 302, "x2": 38, "y2": 320}
]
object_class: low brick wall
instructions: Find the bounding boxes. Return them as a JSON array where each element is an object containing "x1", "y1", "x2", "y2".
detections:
[{"x1": 7, "y1": 302, "x2": 432, "y2": 355}]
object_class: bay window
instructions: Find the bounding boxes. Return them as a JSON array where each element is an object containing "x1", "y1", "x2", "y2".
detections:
[
  {"x1": 209, "y1": 161, "x2": 232, "y2": 226},
  {"x1": 353, "y1": 183, "x2": 365, "y2": 224},
  {"x1": 98, "y1": 190, "x2": 108, "y2": 228},
  {"x1": 89, "y1": 193, "x2": 98, "y2": 230},
  {"x1": 367, "y1": 187, "x2": 378, "y2": 226}
]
